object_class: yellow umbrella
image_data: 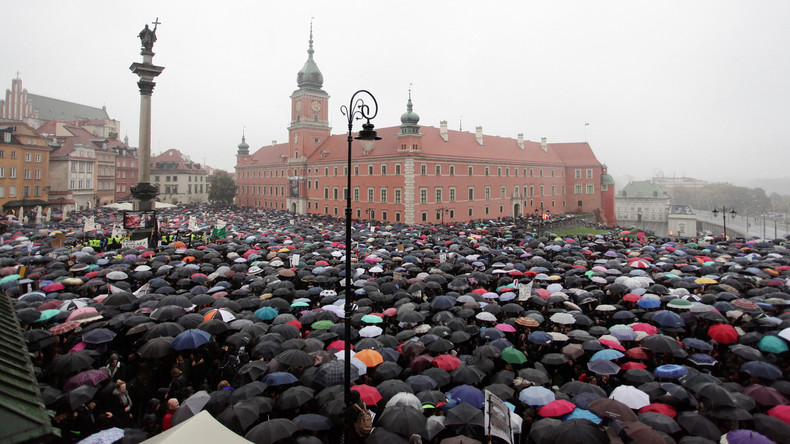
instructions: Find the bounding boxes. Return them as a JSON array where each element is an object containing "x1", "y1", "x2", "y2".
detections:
[{"x1": 694, "y1": 277, "x2": 717, "y2": 285}]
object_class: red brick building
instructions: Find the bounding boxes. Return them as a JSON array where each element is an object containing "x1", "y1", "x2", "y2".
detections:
[{"x1": 236, "y1": 31, "x2": 616, "y2": 226}]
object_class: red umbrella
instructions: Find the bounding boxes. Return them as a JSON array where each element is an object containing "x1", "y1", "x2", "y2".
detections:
[
  {"x1": 351, "y1": 384, "x2": 382, "y2": 405},
  {"x1": 623, "y1": 293, "x2": 642, "y2": 302},
  {"x1": 632, "y1": 323, "x2": 658, "y2": 335},
  {"x1": 42, "y1": 282, "x2": 65, "y2": 292},
  {"x1": 743, "y1": 384, "x2": 789, "y2": 407},
  {"x1": 599, "y1": 339, "x2": 625, "y2": 352},
  {"x1": 621, "y1": 362, "x2": 648, "y2": 370},
  {"x1": 50, "y1": 321, "x2": 81, "y2": 335},
  {"x1": 626, "y1": 347, "x2": 651, "y2": 360},
  {"x1": 538, "y1": 399, "x2": 576, "y2": 417},
  {"x1": 433, "y1": 354, "x2": 461, "y2": 371},
  {"x1": 326, "y1": 340, "x2": 351, "y2": 351},
  {"x1": 768, "y1": 405, "x2": 790, "y2": 425},
  {"x1": 708, "y1": 324, "x2": 738, "y2": 344},
  {"x1": 638, "y1": 403, "x2": 677, "y2": 418}
]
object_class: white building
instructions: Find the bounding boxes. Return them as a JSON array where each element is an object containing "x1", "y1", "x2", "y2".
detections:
[{"x1": 151, "y1": 149, "x2": 208, "y2": 204}]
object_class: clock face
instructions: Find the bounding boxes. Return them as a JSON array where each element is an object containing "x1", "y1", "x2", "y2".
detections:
[
  {"x1": 311, "y1": 100, "x2": 321, "y2": 112},
  {"x1": 295, "y1": 101, "x2": 302, "y2": 112}
]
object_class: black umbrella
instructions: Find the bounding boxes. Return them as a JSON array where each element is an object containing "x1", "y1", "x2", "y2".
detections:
[
  {"x1": 676, "y1": 411, "x2": 721, "y2": 441},
  {"x1": 233, "y1": 361, "x2": 270, "y2": 386},
  {"x1": 216, "y1": 400, "x2": 260, "y2": 434},
  {"x1": 204, "y1": 389, "x2": 234, "y2": 416},
  {"x1": 641, "y1": 334, "x2": 684, "y2": 354},
  {"x1": 638, "y1": 412, "x2": 681, "y2": 434},
  {"x1": 231, "y1": 381, "x2": 268, "y2": 403},
  {"x1": 245, "y1": 418, "x2": 298, "y2": 444},
  {"x1": 554, "y1": 418, "x2": 608, "y2": 444},
  {"x1": 377, "y1": 380, "x2": 414, "y2": 404},
  {"x1": 292, "y1": 413, "x2": 333, "y2": 431},
  {"x1": 451, "y1": 365, "x2": 485, "y2": 385},
  {"x1": 276, "y1": 385, "x2": 315, "y2": 411},
  {"x1": 377, "y1": 405, "x2": 427, "y2": 438},
  {"x1": 68, "y1": 384, "x2": 98, "y2": 409},
  {"x1": 142, "y1": 322, "x2": 184, "y2": 341},
  {"x1": 137, "y1": 336, "x2": 174, "y2": 359},
  {"x1": 51, "y1": 351, "x2": 94, "y2": 374},
  {"x1": 529, "y1": 418, "x2": 562, "y2": 444},
  {"x1": 275, "y1": 349, "x2": 314, "y2": 368}
]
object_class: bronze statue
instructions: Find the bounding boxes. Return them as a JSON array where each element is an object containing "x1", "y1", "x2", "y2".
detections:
[{"x1": 138, "y1": 19, "x2": 159, "y2": 52}]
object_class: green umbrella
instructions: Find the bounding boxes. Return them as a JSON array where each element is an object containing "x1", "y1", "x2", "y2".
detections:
[
  {"x1": 0, "y1": 274, "x2": 21, "y2": 284},
  {"x1": 36, "y1": 309, "x2": 61, "y2": 323},
  {"x1": 361, "y1": 314, "x2": 383, "y2": 324},
  {"x1": 291, "y1": 301, "x2": 309, "y2": 308},
  {"x1": 758, "y1": 335, "x2": 788, "y2": 354},
  {"x1": 667, "y1": 299, "x2": 693, "y2": 309},
  {"x1": 501, "y1": 347, "x2": 527, "y2": 364},
  {"x1": 311, "y1": 320, "x2": 335, "y2": 330}
]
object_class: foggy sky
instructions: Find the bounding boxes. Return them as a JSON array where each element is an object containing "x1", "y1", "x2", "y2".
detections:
[{"x1": 4, "y1": 1, "x2": 789, "y2": 185}]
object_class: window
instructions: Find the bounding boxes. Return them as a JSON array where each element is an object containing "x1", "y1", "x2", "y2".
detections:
[
  {"x1": 0, "y1": 150, "x2": 4, "y2": 158},
  {"x1": 1, "y1": 134, "x2": 8, "y2": 144},
  {"x1": 0, "y1": 186, "x2": 4, "y2": 197},
  {"x1": 395, "y1": 164, "x2": 401, "y2": 175},
  {"x1": 529, "y1": 168, "x2": 533, "y2": 177},
  {"x1": 586, "y1": 169, "x2": 593, "y2": 179},
  {"x1": 497, "y1": 167, "x2": 502, "y2": 176},
  {"x1": 529, "y1": 185, "x2": 534, "y2": 197},
  {"x1": 575, "y1": 184, "x2": 583, "y2": 194},
  {"x1": 324, "y1": 167, "x2": 329, "y2": 176},
  {"x1": 485, "y1": 206, "x2": 490, "y2": 215},
  {"x1": 354, "y1": 166, "x2": 359, "y2": 176},
  {"x1": 575, "y1": 169, "x2": 581, "y2": 179},
  {"x1": 380, "y1": 188, "x2": 387, "y2": 203},
  {"x1": 449, "y1": 165, "x2": 455, "y2": 175},
  {"x1": 436, "y1": 165, "x2": 441, "y2": 176},
  {"x1": 0, "y1": 167, "x2": 4, "y2": 178},
  {"x1": 420, "y1": 188, "x2": 427, "y2": 204},
  {"x1": 449, "y1": 188, "x2": 456, "y2": 202},
  {"x1": 10, "y1": 150, "x2": 16, "y2": 158},
  {"x1": 395, "y1": 212, "x2": 401, "y2": 222},
  {"x1": 468, "y1": 166, "x2": 473, "y2": 176},
  {"x1": 394, "y1": 188, "x2": 402, "y2": 204},
  {"x1": 10, "y1": 167, "x2": 16, "y2": 178},
  {"x1": 435, "y1": 188, "x2": 442, "y2": 203},
  {"x1": 421, "y1": 212, "x2": 428, "y2": 222},
  {"x1": 25, "y1": 153, "x2": 31, "y2": 162},
  {"x1": 421, "y1": 164, "x2": 427, "y2": 175},
  {"x1": 334, "y1": 167, "x2": 338, "y2": 176},
  {"x1": 381, "y1": 165, "x2": 387, "y2": 175},
  {"x1": 551, "y1": 185, "x2": 556, "y2": 195},
  {"x1": 368, "y1": 165, "x2": 373, "y2": 175},
  {"x1": 324, "y1": 188, "x2": 329, "y2": 199},
  {"x1": 368, "y1": 188, "x2": 374, "y2": 202},
  {"x1": 485, "y1": 187, "x2": 490, "y2": 199},
  {"x1": 586, "y1": 184, "x2": 595, "y2": 194},
  {"x1": 468, "y1": 207, "x2": 473, "y2": 217},
  {"x1": 539, "y1": 168, "x2": 543, "y2": 177},
  {"x1": 34, "y1": 186, "x2": 39, "y2": 196},
  {"x1": 333, "y1": 187, "x2": 338, "y2": 200},
  {"x1": 485, "y1": 167, "x2": 489, "y2": 176},
  {"x1": 24, "y1": 168, "x2": 30, "y2": 179},
  {"x1": 501, "y1": 186, "x2": 506, "y2": 198},
  {"x1": 468, "y1": 187, "x2": 474, "y2": 201},
  {"x1": 381, "y1": 211, "x2": 387, "y2": 221},
  {"x1": 8, "y1": 186, "x2": 16, "y2": 197},
  {"x1": 354, "y1": 188, "x2": 360, "y2": 201}
]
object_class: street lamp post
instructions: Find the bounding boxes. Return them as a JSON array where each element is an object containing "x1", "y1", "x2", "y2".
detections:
[
  {"x1": 437, "y1": 206, "x2": 449, "y2": 224},
  {"x1": 340, "y1": 90, "x2": 379, "y2": 443},
  {"x1": 712, "y1": 206, "x2": 736, "y2": 240}
]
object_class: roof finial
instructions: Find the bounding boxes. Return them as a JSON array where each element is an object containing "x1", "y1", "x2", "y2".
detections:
[
  {"x1": 408, "y1": 83, "x2": 412, "y2": 100},
  {"x1": 460, "y1": 115, "x2": 463, "y2": 132},
  {"x1": 242, "y1": 126, "x2": 246, "y2": 142},
  {"x1": 308, "y1": 19, "x2": 314, "y2": 57}
]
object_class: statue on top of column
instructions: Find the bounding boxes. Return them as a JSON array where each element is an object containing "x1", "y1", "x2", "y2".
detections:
[{"x1": 138, "y1": 19, "x2": 159, "y2": 53}]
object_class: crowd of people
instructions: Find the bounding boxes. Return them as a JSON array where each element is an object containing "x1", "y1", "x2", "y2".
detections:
[{"x1": 4, "y1": 204, "x2": 790, "y2": 444}]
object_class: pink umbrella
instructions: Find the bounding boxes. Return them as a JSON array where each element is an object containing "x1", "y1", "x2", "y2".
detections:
[
  {"x1": 66, "y1": 307, "x2": 102, "y2": 323},
  {"x1": 70, "y1": 341, "x2": 88, "y2": 352},
  {"x1": 495, "y1": 323, "x2": 516, "y2": 333},
  {"x1": 42, "y1": 282, "x2": 65, "y2": 292}
]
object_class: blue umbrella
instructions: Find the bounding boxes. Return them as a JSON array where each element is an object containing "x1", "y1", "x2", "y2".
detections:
[
  {"x1": 651, "y1": 311, "x2": 685, "y2": 328},
  {"x1": 741, "y1": 361, "x2": 783, "y2": 380},
  {"x1": 587, "y1": 360, "x2": 620, "y2": 375},
  {"x1": 688, "y1": 354, "x2": 717, "y2": 366},
  {"x1": 654, "y1": 364, "x2": 688, "y2": 379},
  {"x1": 637, "y1": 298, "x2": 661, "y2": 309},
  {"x1": 681, "y1": 338, "x2": 713, "y2": 351},
  {"x1": 564, "y1": 408, "x2": 602, "y2": 424},
  {"x1": 590, "y1": 349, "x2": 624, "y2": 361},
  {"x1": 519, "y1": 386, "x2": 556, "y2": 406},
  {"x1": 171, "y1": 329, "x2": 212, "y2": 350},
  {"x1": 527, "y1": 331, "x2": 553, "y2": 345},
  {"x1": 82, "y1": 328, "x2": 117, "y2": 344},
  {"x1": 263, "y1": 371, "x2": 300, "y2": 386},
  {"x1": 446, "y1": 384, "x2": 484, "y2": 408},
  {"x1": 254, "y1": 306, "x2": 279, "y2": 321}
]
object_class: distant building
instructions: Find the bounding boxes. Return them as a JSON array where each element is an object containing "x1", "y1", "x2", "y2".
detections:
[
  {"x1": 615, "y1": 180, "x2": 671, "y2": 233},
  {"x1": 151, "y1": 149, "x2": 208, "y2": 204},
  {"x1": 235, "y1": 29, "x2": 617, "y2": 225},
  {"x1": 0, "y1": 121, "x2": 52, "y2": 214},
  {"x1": 110, "y1": 136, "x2": 138, "y2": 201}
]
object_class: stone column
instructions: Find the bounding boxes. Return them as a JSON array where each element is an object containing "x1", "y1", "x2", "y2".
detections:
[{"x1": 129, "y1": 43, "x2": 164, "y2": 211}]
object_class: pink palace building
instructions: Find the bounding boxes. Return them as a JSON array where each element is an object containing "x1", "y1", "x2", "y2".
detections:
[{"x1": 235, "y1": 31, "x2": 616, "y2": 226}]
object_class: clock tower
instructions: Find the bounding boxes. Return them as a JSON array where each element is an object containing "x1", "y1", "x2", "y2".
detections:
[
  {"x1": 287, "y1": 24, "x2": 329, "y2": 214},
  {"x1": 288, "y1": 24, "x2": 330, "y2": 161}
]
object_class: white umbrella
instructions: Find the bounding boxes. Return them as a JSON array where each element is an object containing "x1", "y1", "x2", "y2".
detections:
[
  {"x1": 359, "y1": 325, "x2": 383, "y2": 338},
  {"x1": 475, "y1": 312, "x2": 497, "y2": 322},
  {"x1": 385, "y1": 392, "x2": 422, "y2": 411},
  {"x1": 549, "y1": 312, "x2": 575, "y2": 325},
  {"x1": 609, "y1": 385, "x2": 650, "y2": 409}
]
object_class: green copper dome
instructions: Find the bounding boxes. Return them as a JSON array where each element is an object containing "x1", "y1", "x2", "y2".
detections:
[
  {"x1": 601, "y1": 173, "x2": 615, "y2": 185},
  {"x1": 296, "y1": 25, "x2": 324, "y2": 90},
  {"x1": 237, "y1": 133, "x2": 249, "y2": 156},
  {"x1": 399, "y1": 91, "x2": 420, "y2": 134}
]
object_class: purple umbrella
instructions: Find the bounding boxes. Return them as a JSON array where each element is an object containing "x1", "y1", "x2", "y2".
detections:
[
  {"x1": 63, "y1": 368, "x2": 110, "y2": 391},
  {"x1": 722, "y1": 429, "x2": 774, "y2": 444}
]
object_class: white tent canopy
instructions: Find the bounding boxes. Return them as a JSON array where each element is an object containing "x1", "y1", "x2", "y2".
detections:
[
  {"x1": 103, "y1": 201, "x2": 177, "y2": 210},
  {"x1": 141, "y1": 410, "x2": 253, "y2": 444}
]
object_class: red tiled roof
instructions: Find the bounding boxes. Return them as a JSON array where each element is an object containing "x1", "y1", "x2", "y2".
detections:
[
  {"x1": 237, "y1": 143, "x2": 290, "y2": 167},
  {"x1": 551, "y1": 142, "x2": 601, "y2": 166},
  {"x1": 151, "y1": 148, "x2": 207, "y2": 172}
]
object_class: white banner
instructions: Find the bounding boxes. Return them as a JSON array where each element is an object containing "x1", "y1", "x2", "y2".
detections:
[
  {"x1": 215, "y1": 219, "x2": 227, "y2": 230},
  {"x1": 484, "y1": 390, "x2": 513, "y2": 444},
  {"x1": 188, "y1": 216, "x2": 198, "y2": 231},
  {"x1": 111, "y1": 223, "x2": 123, "y2": 239},
  {"x1": 518, "y1": 280, "x2": 533, "y2": 301},
  {"x1": 290, "y1": 254, "x2": 300, "y2": 268},
  {"x1": 122, "y1": 238, "x2": 148, "y2": 249},
  {"x1": 83, "y1": 216, "x2": 96, "y2": 232}
]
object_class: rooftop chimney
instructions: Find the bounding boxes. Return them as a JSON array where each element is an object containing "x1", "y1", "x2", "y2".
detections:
[
  {"x1": 540, "y1": 137, "x2": 547, "y2": 152},
  {"x1": 476, "y1": 126, "x2": 483, "y2": 146},
  {"x1": 517, "y1": 133, "x2": 524, "y2": 150},
  {"x1": 440, "y1": 121, "x2": 448, "y2": 142}
]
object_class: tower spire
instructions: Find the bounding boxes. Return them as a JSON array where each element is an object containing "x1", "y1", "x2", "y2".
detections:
[{"x1": 296, "y1": 21, "x2": 324, "y2": 90}]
